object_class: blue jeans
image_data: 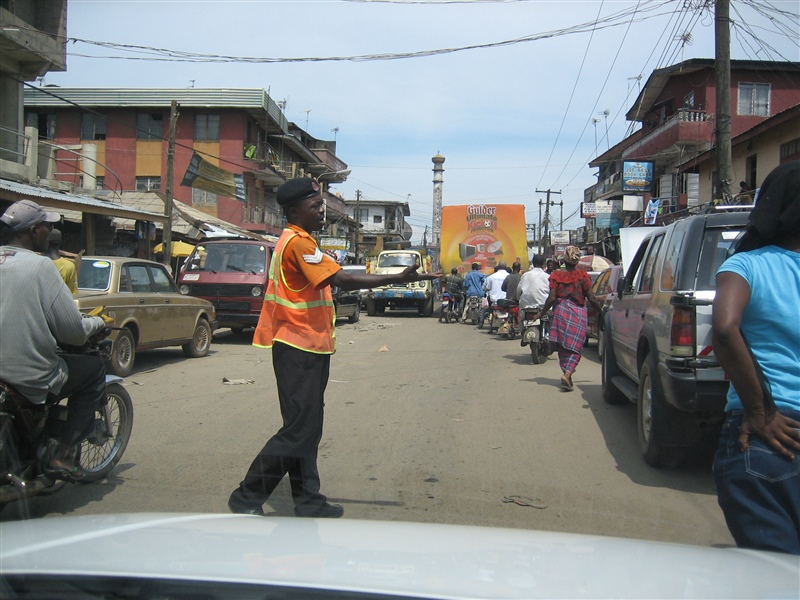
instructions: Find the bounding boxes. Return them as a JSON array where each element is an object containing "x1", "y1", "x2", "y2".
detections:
[{"x1": 713, "y1": 408, "x2": 800, "y2": 554}]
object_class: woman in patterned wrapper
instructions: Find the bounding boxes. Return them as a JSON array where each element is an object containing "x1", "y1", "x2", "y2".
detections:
[{"x1": 530, "y1": 246, "x2": 602, "y2": 391}]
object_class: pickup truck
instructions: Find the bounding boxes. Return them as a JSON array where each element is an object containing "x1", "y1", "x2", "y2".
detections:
[{"x1": 366, "y1": 249, "x2": 435, "y2": 317}]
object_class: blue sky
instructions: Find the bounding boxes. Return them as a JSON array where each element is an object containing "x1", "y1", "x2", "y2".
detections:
[{"x1": 47, "y1": 0, "x2": 799, "y2": 242}]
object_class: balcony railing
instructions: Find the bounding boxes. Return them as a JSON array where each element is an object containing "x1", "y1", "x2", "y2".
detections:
[
  {"x1": 0, "y1": 125, "x2": 31, "y2": 165},
  {"x1": 623, "y1": 109, "x2": 711, "y2": 158}
]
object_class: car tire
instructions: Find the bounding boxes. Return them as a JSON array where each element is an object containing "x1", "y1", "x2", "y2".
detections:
[
  {"x1": 109, "y1": 328, "x2": 135, "y2": 377},
  {"x1": 601, "y1": 334, "x2": 627, "y2": 405},
  {"x1": 348, "y1": 302, "x2": 360, "y2": 324},
  {"x1": 421, "y1": 296, "x2": 434, "y2": 317},
  {"x1": 637, "y1": 352, "x2": 683, "y2": 467},
  {"x1": 182, "y1": 318, "x2": 212, "y2": 358}
]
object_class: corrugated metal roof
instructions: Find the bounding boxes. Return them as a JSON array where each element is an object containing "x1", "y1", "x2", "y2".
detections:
[
  {"x1": 0, "y1": 179, "x2": 166, "y2": 222},
  {"x1": 23, "y1": 87, "x2": 288, "y2": 133}
]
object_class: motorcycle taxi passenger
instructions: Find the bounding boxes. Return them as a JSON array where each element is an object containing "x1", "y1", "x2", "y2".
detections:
[
  {"x1": 0, "y1": 200, "x2": 108, "y2": 480},
  {"x1": 462, "y1": 262, "x2": 486, "y2": 323},
  {"x1": 443, "y1": 268, "x2": 464, "y2": 320}
]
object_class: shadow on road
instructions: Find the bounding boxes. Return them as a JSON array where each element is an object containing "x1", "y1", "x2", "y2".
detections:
[{"x1": 0, "y1": 462, "x2": 134, "y2": 522}]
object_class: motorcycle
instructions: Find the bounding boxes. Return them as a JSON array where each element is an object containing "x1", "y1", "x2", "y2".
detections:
[
  {"x1": 487, "y1": 300, "x2": 509, "y2": 334},
  {"x1": 0, "y1": 329, "x2": 134, "y2": 514},
  {"x1": 520, "y1": 305, "x2": 553, "y2": 364},
  {"x1": 439, "y1": 291, "x2": 458, "y2": 323},
  {"x1": 462, "y1": 296, "x2": 481, "y2": 326},
  {"x1": 496, "y1": 298, "x2": 520, "y2": 340}
]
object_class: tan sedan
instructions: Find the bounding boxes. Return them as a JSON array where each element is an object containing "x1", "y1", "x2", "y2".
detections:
[{"x1": 74, "y1": 257, "x2": 217, "y2": 377}]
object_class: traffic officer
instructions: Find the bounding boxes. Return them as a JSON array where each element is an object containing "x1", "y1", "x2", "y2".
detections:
[{"x1": 228, "y1": 178, "x2": 440, "y2": 518}]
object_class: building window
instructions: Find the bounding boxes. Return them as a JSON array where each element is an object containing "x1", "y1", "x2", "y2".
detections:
[
  {"x1": 137, "y1": 113, "x2": 163, "y2": 140},
  {"x1": 780, "y1": 138, "x2": 800, "y2": 163},
  {"x1": 95, "y1": 176, "x2": 105, "y2": 190},
  {"x1": 683, "y1": 91, "x2": 695, "y2": 109},
  {"x1": 192, "y1": 188, "x2": 218, "y2": 206},
  {"x1": 373, "y1": 215, "x2": 382, "y2": 224},
  {"x1": 195, "y1": 114, "x2": 220, "y2": 141},
  {"x1": 81, "y1": 114, "x2": 107, "y2": 140},
  {"x1": 28, "y1": 113, "x2": 56, "y2": 140},
  {"x1": 135, "y1": 176, "x2": 161, "y2": 191},
  {"x1": 357, "y1": 208, "x2": 369, "y2": 222},
  {"x1": 737, "y1": 83, "x2": 770, "y2": 116}
]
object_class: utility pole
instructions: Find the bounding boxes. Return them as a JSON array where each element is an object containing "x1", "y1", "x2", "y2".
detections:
[
  {"x1": 537, "y1": 201, "x2": 542, "y2": 255},
  {"x1": 352, "y1": 190, "x2": 361, "y2": 264},
  {"x1": 536, "y1": 189, "x2": 561, "y2": 256},
  {"x1": 162, "y1": 100, "x2": 179, "y2": 267},
  {"x1": 715, "y1": 0, "x2": 733, "y2": 202}
]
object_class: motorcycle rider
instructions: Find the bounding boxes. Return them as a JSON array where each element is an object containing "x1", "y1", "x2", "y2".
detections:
[
  {"x1": 462, "y1": 262, "x2": 486, "y2": 322},
  {"x1": 516, "y1": 254, "x2": 551, "y2": 308},
  {"x1": 0, "y1": 200, "x2": 107, "y2": 479},
  {"x1": 443, "y1": 267, "x2": 464, "y2": 319},
  {"x1": 480, "y1": 262, "x2": 509, "y2": 328}
]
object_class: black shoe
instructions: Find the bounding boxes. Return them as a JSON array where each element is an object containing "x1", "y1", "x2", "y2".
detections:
[
  {"x1": 228, "y1": 495, "x2": 265, "y2": 516},
  {"x1": 294, "y1": 503, "x2": 344, "y2": 518}
]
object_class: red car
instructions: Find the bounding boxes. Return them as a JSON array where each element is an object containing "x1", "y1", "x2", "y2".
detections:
[{"x1": 587, "y1": 265, "x2": 623, "y2": 355}]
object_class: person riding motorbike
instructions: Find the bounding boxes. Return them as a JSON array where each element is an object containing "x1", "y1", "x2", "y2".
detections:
[
  {"x1": 462, "y1": 262, "x2": 486, "y2": 323},
  {"x1": 443, "y1": 268, "x2": 464, "y2": 318},
  {"x1": 516, "y1": 254, "x2": 551, "y2": 308},
  {"x1": 480, "y1": 263, "x2": 509, "y2": 328},
  {"x1": 0, "y1": 200, "x2": 108, "y2": 480}
]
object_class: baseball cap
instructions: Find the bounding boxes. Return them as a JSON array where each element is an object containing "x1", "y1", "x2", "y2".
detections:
[
  {"x1": 0, "y1": 200, "x2": 60, "y2": 232},
  {"x1": 276, "y1": 178, "x2": 321, "y2": 206}
]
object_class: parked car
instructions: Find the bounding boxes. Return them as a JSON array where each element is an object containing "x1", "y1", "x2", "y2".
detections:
[
  {"x1": 601, "y1": 209, "x2": 750, "y2": 467},
  {"x1": 75, "y1": 257, "x2": 217, "y2": 377},
  {"x1": 332, "y1": 287, "x2": 361, "y2": 323},
  {"x1": 340, "y1": 264, "x2": 369, "y2": 308},
  {"x1": 587, "y1": 264, "x2": 624, "y2": 355}
]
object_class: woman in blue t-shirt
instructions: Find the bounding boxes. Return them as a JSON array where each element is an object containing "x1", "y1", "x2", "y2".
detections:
[{"x1": 712, "y1": 160, "x2": 800, "y2": 555}]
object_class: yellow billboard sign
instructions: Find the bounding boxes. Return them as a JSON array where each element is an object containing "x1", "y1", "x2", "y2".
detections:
[{"x1": 440, "y1": 204, "x2": 528, "y2": 274}]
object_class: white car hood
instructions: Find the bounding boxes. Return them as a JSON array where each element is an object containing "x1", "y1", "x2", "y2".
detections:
[{"x1": 1, "y1": 514, "x2": 798, "y2": 599}]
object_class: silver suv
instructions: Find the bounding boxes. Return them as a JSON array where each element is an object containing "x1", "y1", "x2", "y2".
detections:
[{"x1": 601, "y1": 209, "x2": 749, "y2": 467}]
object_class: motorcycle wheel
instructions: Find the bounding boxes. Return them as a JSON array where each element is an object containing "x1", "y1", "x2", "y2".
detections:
[
  {"x1": 531, "y1": 341, "x2": 541, "y2": 364},
  {"x1": 76, "y1": 381, "x2": 134, "y2": 482}
]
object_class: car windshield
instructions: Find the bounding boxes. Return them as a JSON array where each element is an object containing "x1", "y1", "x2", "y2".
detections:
[
  {"x1": 77, "y1": 259, "x2": 112, "y2": 291},
  {"x1": 378, "y1": 253, "x2": 417, "y2": 268},
  {"x1": 187, "y1": 243, "x2": 267, "y2": 274}
]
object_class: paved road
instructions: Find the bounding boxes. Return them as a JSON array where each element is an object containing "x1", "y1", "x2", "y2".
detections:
[{"x1": 4, "y1": 311, "x2": 734, "y2": 548}]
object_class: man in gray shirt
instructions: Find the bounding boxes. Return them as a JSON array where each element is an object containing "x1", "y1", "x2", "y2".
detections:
[{"x1": 0, "y1": 200, "x2": 107, "y2": 479}]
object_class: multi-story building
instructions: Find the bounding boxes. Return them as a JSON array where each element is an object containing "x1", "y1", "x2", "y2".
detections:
[
  {"x1": 1, "y1": 2, "x2": 164, "y2": 253},
  {"x1": 583, "y1": 59, "x2": 800, "y2": 258},
  {"x1": 344, "y1": 198, "x2": 412, "y2": 258},
  {"x1": 21, "y1": 87, "x2": 349, "y2": 237}
]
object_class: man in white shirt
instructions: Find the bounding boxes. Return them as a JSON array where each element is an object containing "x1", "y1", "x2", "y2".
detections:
[
  {"x1": 516, "y1": 254, "x2": 551, "y2": 308},
  {"x1": 479, "y1": 262, "x2": 509, "y2": 327}
]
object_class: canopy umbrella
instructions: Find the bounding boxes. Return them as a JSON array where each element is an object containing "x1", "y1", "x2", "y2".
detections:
[
  {"x1": 576, "y1": 254, "x2": 615, "y2": 273},
  {"x1": 153, "y1": 241, "x2": 196, "y2": 257}
]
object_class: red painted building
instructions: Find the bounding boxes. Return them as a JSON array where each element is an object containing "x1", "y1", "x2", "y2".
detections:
[{"x1": 22, "y1": 88, "x2": 349, "y2": 237}]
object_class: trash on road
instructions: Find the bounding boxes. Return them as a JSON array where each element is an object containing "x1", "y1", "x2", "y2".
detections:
[{"x1": 222, "y1": 377, "x2": 255, "y2": 385}]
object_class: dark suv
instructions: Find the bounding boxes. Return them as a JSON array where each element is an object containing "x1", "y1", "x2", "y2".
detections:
[{"x1": 601, "y1": 209, "x2": 749, "y2": 467}]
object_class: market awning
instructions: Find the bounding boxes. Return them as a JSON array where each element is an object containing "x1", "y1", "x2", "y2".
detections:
[{"x1": 0, "y1": 179, "x2": 166, "y2": 222}]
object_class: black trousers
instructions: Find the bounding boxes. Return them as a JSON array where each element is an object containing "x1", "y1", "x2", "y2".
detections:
[
  {"x1": 48, "y1": 354, "x2": 106, "y2": 446},
  {"x1": 234, "y1": 342, "x2": 331, "y2": 511}
]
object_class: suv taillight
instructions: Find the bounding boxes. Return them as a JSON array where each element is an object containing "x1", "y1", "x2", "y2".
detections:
[{"x1": 671, "y1": 307, "x2": 695, "y2": 354}]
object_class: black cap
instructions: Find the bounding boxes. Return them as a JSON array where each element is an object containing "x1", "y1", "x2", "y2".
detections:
[{"x1": 276, "y1": 178, "x2": 321, "y2": 206}]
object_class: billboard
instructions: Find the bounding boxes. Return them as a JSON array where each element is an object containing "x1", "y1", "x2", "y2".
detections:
[
  {"x1": 440, "y1": 204, "x2": 528, "y2": 274},
  {"x1": 622, "y1": 161, "x2": 654, "y2": 192}
]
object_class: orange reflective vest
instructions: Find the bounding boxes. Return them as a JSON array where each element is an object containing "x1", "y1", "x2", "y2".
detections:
[{"x1": 252, "y1": 228, "x2": 336, "y2": 354}]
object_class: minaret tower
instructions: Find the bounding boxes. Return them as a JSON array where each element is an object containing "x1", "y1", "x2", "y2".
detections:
[{"x1": 431, "y1": 152, "x2": 445, "y2": 248}]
